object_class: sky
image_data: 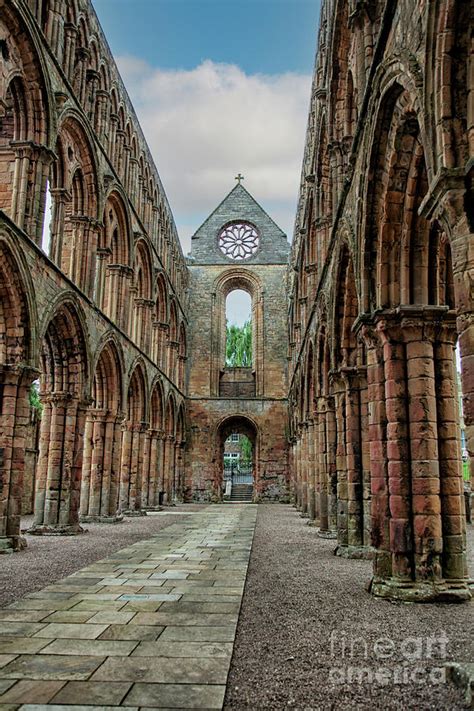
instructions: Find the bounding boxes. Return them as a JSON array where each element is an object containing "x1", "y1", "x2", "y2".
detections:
[{"x1": 91, "y1": 0, "x2": 320, "y2": 324}]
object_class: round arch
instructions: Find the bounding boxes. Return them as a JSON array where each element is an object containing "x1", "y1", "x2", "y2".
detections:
[
  {"x1": 215, "y1": 414, "x2": 259, "y2": 501},
  {"x1": 211, "y1": 269, "x2": 264, "y2": 397}
]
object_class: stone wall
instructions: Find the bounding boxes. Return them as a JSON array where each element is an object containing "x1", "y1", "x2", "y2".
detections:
[
  {"x1": 288, "y1": 0, "x2": 473, "y2": 602},
  {"x1": 0, "y1": 0, "x2": 187, "y2": 550}
]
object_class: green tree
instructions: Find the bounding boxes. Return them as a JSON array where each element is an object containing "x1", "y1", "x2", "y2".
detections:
[
  {"x1": 29, "y1": 381, "x2": 43, "y2": 415},
  {"x1": 226, "y1": 320, "x2": 252, "y2": 367},
  {"x1": 239, "y1": 434, "x2": 252, "y2": 464}
]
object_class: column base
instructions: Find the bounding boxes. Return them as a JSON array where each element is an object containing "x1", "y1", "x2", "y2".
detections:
[
  {"x1": 300, "y1": 512, "x2": 309, "y2": 519},
  {"x1": 144, "y1": 506, "x2": 164, "y2": 512},
  {"x1": 80, "y1": 514, "x2": 124, "y2": 524},
  {"x1": 369, "y1": 576, "x2": 472, "y2": 603},
  {"x1": 0, "y1": 535, "x2": 27, "y2": 553},
  {"x1": 27, "y1": 524, "x2": 86, "y2": 536},
  {"x1": 317, "y1": 528, "x2": 337, "y2": 539},
  {"x1": 334, "y1": 544, "x2": 375, "y2": 560},
  {"x1": 122, "y1": 509, "x2": 148, "y2": 517}
]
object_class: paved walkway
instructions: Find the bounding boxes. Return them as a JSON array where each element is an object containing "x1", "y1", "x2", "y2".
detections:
[{"x1": 0, "y1": 505, "x2": 257, "y2": 710}]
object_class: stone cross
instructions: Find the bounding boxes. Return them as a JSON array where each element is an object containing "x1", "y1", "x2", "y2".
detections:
[{"x1": 235, "y1": 173, "x2": 244, "y2": 185}]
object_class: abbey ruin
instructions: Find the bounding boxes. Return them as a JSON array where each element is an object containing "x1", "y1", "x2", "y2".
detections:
[{"x1": 0, "y1": 0, "x2": 472, "y2": 613}]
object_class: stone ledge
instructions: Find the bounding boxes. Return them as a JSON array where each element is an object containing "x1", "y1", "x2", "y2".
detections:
[
  {"x1": 334, "y1": 544, "x2": 375, "y2": 560},
  {"x1": 368, "y1": 577, "x2": 472, "y2": 604}
]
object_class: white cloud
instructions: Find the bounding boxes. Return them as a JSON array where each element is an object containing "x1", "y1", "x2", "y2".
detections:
[{"x1": 117, "y1": 57, "x2": 311, "y2": 253}]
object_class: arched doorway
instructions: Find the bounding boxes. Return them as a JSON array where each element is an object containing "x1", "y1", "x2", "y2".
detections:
[{"x1": 217, "y1": 416, "x2": 258, "y2": 503}]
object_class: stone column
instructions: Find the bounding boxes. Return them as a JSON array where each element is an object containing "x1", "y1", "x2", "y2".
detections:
[
  {"x1": 49, "y1": 188, "x2": 69, "y2": 265},
  {"x1": 11, "y1": 142, "x2": 33, "y2": 230},
  {"x1": 108, "y1": 114, "x2": 119, "y2": 166},
  {"x1": 434, "y1": 317, "x2": 468, "y2": 582},
  {"x1": 95, "y1": 89, "x2": 110, "y2": 143},
  {"x1": 317, "y1": 398, "x2": 329, "y2": 533},
  {"x1": 332, "y1": 373, "x2": 347, "y2": 547},
  {"x1": 300, "y1": 423, "x2": 308, "y2": 516},
  {"x1": 174, "y1": 441, "x2": 185, "y2": 502},
  {"x1": 110, "y1": 413, "x2": 125, "y2": 517},
  {"x1": 163, "y1": 434, "x2": 176, "y2": 503},
  {"x1": 79, "y1": 410, "x2": 94, "y2": 516},
  {"x1": 141, "y1": 427, "x2": 152, "y2": 509},
  {"x1": 85, "y1": 69, "x2": 100, "y2": 122},
  {"x1": 127, "y1": 423, "x2": 146, "y2": 514},
  {"x1": 363, "y1": 310, "x2": 470, "y2": 602},
  {"x1": 307, "y1": 419, "x2": 316, "y2": 521},
  {"x1": 44, "y1": 0, "x2": 65, "y2": 60},
  {"x1": 31, "y1": 393, "x2": 85, "y2": 535},
  {"x1": 360, "y1": 322, "x2": 390, "y2": 582},
  {"x1": 63, "y1": 24, "x2": 78, "y2": 81},
  {"x1": 119, "y1": 422, "x2": 132, "y2": 512},
  {"x1": 294, "y1": 433, "x2": 301, "y2": 509},
  {"x1": 0, "y1": 366, "x2": 36, "y2": 552},
  {"x1": 312, "y1": 410, "x2": 320, "y2": 522},
  {"x1": 145, "y1": 429, "x2": 161, "y2": 508},
  {"x1": 326, "y1": 396, "x2": 338, "y2": 535}
]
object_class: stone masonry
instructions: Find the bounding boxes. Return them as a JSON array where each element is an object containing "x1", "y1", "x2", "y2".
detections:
[
  {"x1": 288, "y1": 0, "x2": 473, "y2": 602},
  {"x1": 186, "y1": 184, "x2": 290, "y2": 502}
]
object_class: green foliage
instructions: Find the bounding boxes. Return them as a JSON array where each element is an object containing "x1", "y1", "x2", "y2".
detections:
[
  {"x1": 29, "y1": 382, "x2": 43, "y2": 415},
  {"x1": 226, "y1": 319, "x2": 252, "y2": 367},
  {"x1": 463, "y1": 460, "x2": 470, "y2": 482},
  {"x1": 239, "y1": 434, "x2": 252, "y2": 464}
]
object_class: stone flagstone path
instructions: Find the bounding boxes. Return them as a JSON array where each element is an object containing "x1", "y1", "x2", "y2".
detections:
[{"x1": 0, "y1": 505, "x2": 257, "y2": 710}]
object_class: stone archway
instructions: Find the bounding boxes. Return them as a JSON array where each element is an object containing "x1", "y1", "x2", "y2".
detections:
[{"x1": 216, "y1": 415, "x2": 258, "y2": 502}]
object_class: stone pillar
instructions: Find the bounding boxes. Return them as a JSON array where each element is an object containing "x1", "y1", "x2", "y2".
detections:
[
  {"x1": 140, "y1": 427, "x2": 151, "y2": 510},
  {"x1": 126, "y1": 423, "x2": 147, "y2": 514},
  {"x1": 326, "y1": 396, "x2": 338, "y2": 534},
  {"x1": 44, "y1": 0, "x2": 65, "y2": 61},
  {"x1": 0, "y1": 366, "x2": 36, "y2": 552},
  {"x1": 300, "y1": 423, "x2": 308, "y2": 516},
  {"x1": 307, "y1": 419, "x2": 316, "y2": 521},
  {"x1": 317, "y1": 398, "x2": 329, "y2": 533},
  {"x1": 434, "y1": 318, "x2": 468, "y2": 582},
  {"x1": 332, "y1": 373, "x2": 347, "y2": 547},
  {"x1": 79, "y1": 410, "x2": 94, "y2": 516},
  {"x1": 11, "y1": 142, "x2": 33, "y2": 230},
  {"x1": 312, "y1": 411, "x2": 320, "y2": 521},
  {"x1": 163, "y1": 434, "x2": 176, "y2": 504},
  {"x1": 49, "y1": 188, "x2": 69, "y2": 265},
  {"x1": 108, "y1": 114, "x2": 119, "y2": 166},
  {"x1": 294, "y1": 433, "x2": 301, "y2": 509},
  {"x1": 110, "y1": 414, "x2": 125, "y2": 516},
  {"x1": 85, "y1": 69, "x2": 100, "y2": 123},
  {"x1": 63, "y1": 24, "x2": 78, "y2": 81},
  {"x1": 174, "y1": 441, "x2": 185, "y2": 502},
  {"x1": 119, "y1": 423, "x2": 132, "y2": 512},
  {"x1": 145, "y1": 429, "x2": 161, "y2": 509},
  {"x1": 31, "y1": 394, "x2": 85, "y2": 535},
  {"x1": 95, "y1": 89, "x2": 110, "y2": 143},
  {"x1": 363, "y1": 310, "x2": 470, "y2": 602},
  {"x1": 361, "y1": 322, "x2": 390, "y2": 582}
]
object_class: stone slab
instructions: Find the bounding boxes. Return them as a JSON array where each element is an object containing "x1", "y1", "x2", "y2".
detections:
[
  {"x1": 91, "y1": 655, "x2": 229, "y2": 684},
  {"x1": 0, "y1": 654, "x2": 105, "y2": 680},
  {"x1": 123, "y1": 682, "x2": 226, "y2": 708}
]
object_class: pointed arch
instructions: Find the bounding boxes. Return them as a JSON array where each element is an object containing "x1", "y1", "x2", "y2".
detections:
[{"x1": 33, "y1": 298, "x2": 89, "y2": 533}]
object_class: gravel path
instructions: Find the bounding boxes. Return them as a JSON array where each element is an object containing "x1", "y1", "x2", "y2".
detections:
[
  {"x1": 225, "y1": 504, "x2": 474, "y2": 710},
  {"x1": 0, "y1": 506, "x2": 205, "y2": 608}
]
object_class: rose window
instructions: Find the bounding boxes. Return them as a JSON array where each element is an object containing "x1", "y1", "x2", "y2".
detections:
[{"x1": 218, "y1": 222, "x2": 259, "y2": 260}]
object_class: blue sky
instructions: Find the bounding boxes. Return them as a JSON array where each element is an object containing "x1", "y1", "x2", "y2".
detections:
[
  {"x1": 91, "y1": 1, "x2": 320, "y2": 324},
  {"x1": 92, "y1": 0, "x2": 319, "y2": 76}
]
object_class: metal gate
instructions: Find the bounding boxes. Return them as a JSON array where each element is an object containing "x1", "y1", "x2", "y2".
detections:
[{"x1": 223, "y1": 462, "x2": 253, "y2": 485}]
